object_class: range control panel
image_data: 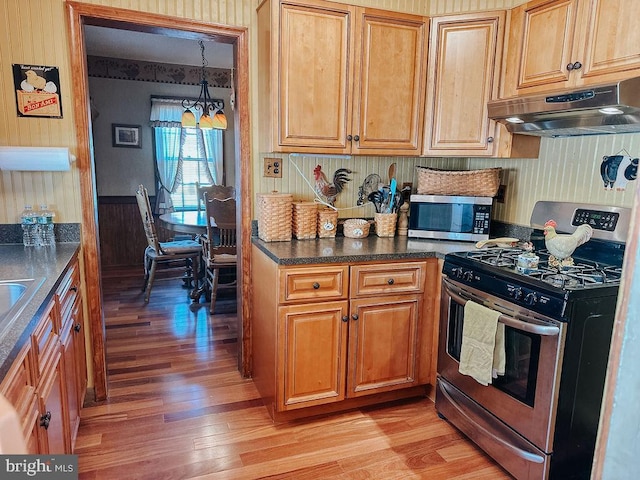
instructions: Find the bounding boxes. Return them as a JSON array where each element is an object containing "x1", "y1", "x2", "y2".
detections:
[{"x1": 573, "y1": 208, "x2": 619, "y2": 232}]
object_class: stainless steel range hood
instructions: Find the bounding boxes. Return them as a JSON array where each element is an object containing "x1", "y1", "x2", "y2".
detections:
[{"x1": 488, "y1": 77, "x2": 640, "y2": 137}]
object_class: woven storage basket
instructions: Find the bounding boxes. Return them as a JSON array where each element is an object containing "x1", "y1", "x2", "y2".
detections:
[
  {"x1": 317, "y1": 207, "x2": 338, "y2": 238},
  {"x1": 292, "y1": 202, "x2": 318, "y2": 239},
  {"x1": 257, "y1": 193, "x2": 293, "y2": 242},
  {"x1": 416, "y1": 167, "x2": 501, "y2": 197},
  {"x1": 374, "y1": 212, "x2": 397, "y2": 237},
  {"x1": 343, "y1": 219, "x2": 370, "y2": 238}
]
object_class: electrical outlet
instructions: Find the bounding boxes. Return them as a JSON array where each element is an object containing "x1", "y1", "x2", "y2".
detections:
[{"x1": 264, "y1": 157, "x2": 282, "y2": 178}]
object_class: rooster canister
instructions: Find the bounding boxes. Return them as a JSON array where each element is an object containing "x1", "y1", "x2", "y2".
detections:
[{"x1": 543, "y1": 219, "x2": 593, "y2": 266}]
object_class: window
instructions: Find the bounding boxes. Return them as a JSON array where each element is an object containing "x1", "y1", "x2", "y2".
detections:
[
  {"x1": 169, "y1": 129, "x2": 217, "y2": 210},
  {"x1": 150, "y1": 97, "x2": 224, "y2": 214}
]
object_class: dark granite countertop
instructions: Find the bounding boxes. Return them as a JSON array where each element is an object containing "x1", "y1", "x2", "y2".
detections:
[
  {"x1": 0, "y1": 243, "x2": 81, "y2": 379},
  {"x1": 252, "y1": 235, "x2": 477, "y2": 265}
]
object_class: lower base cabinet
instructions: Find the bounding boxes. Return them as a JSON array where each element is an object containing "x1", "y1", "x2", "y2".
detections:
[
  {"x1": 252, "y1": 245, "x2": 438, "y2": 419},
  {"x1": 0, "y1": 254, "x2": 86, "y2": 454}
]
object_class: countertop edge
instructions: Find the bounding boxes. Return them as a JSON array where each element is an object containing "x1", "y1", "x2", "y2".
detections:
[
  {"x1": 251, "y1": 236, "x2": 475, "y2": 265},
  {"x1": 0, "y1": 243, "x2": 81, "y2": 380}
]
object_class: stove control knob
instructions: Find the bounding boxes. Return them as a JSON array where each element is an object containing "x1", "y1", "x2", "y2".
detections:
[
  {"x1": 463, "y1": 271, "x2": 475, "y2": 282},
  {"x1": 524, "y1": 292, "x2": 538, "y2": 306},
  {"x1": 511, "y1": 287, "x2": 523, "y2": 301},
  {"x1": 452, "y1": 267, "x2": 464, "y2": 279}
]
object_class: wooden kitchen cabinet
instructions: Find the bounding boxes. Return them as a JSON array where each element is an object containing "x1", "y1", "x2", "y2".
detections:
[
  {"x1": 502, "y1": 0, "x2": 640, "y2": 98},
  {"x1": 252, "y1": 245, "x2": 436, "y2": 420},
  {"x1": 423, "y1": 11, "x2": 506, "y2": 157},
  {"x1": 0, "y1": 254, "x2": 86, "y2": 454},
  {"x1": 56, "y1": 258, "x2": 86, "y2": 449},
  {"x1": 257, "y1": 0, "x2": 428, "y2": 155}
]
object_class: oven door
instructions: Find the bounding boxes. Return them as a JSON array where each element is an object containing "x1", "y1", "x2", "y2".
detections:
[{"x1": 437, "y1": 276, "x2": 566, "y2": 454}]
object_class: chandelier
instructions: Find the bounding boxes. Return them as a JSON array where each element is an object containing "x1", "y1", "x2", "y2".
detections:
[{"x1": 181, "y1": 40, "x2": 227, "y2": 130}]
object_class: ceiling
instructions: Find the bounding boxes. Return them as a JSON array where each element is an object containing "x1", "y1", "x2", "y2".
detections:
[{"x1": 84, "y1": 25, "x2": 234, "y2": 69}]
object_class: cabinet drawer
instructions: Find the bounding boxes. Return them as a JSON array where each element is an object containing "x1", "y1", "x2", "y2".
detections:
[
  {"x1": 351, "y1": 262, "x2": 426, "y2": 297},
  {"x1": 0, "y1": 344, "x2": 34, "y2": 408},
  {"x1": 31, "y1": 302, "x2": 60, "y2": 381},
  {"x1": 56, "y1": 260, "x2": 80, "y2": 328},
  {"x1": 279, "y1": 265, "x2": 349, "y2": 303}
]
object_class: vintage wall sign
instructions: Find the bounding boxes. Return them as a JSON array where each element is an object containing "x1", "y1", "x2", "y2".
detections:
[{"x1": 12, "y1": 64, "x2": 63, "y2": 118}]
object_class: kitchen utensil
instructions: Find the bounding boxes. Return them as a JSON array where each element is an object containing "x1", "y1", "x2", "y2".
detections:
[
  {"x1": 388, "y1": 163, "x2": 396, "y2": 184},
  {"x1": 357, "y1": 173, "x2": 382, "y2": 206},
  {"x1": 475, "y1": 237, "x2": 520, "y2": 248},
  {"x1": 387, "y1": 178, "x2": 397, "y2": 213},
  {"x1": 367, "y1": 191, "x2": 384, "y2": 213}
]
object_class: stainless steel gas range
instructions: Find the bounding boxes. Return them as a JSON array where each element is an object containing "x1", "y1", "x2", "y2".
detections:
[{"x1": 435, "y1": 201, "x2": 630, "y2": 480}]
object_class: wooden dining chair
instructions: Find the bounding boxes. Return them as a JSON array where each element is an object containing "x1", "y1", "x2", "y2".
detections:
[
  {"x1": 135, "y1": 184, "x2": 202, "y2": 302},
  {"x1": 195, "y1": 182, "x2": 236, "y2": 211},
  {"x1": 202, "y1": 192, "x2": 237, "y2": 313}
]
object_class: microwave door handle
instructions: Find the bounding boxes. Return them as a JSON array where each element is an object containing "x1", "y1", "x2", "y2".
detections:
[{"x1": 446, "y1": 288, "x2": 560, "y2": 337}]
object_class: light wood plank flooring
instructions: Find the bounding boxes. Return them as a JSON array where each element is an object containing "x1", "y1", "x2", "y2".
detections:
[{"x1": 75, "y1": 266, "x2": 512, "y2": 479}]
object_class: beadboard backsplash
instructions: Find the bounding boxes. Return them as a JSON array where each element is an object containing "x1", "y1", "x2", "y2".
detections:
[{"x1": 256, "y1": 133, "x2": 640, "y2": 226}]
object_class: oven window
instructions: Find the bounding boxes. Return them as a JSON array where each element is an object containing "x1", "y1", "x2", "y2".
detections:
[{"x1": 447, "y1": 302, "x2": 541, "y2": 407}]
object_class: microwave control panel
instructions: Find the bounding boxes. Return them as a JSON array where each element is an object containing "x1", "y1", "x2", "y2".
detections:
[{"x1": 473, "y1": 205, "x2": 492, "y2": 234}]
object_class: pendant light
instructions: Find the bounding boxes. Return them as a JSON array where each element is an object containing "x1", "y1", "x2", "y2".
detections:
[{"x1": 181, "y1": 40, "x2": 227, "y2": 130}]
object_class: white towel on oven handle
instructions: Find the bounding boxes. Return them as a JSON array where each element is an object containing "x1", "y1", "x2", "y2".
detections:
[{"x1": 458, "y1": 300, "x2": 505, "y2": 386}]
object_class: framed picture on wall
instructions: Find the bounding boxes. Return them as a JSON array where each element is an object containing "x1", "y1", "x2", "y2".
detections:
[{"x1": 112, "y1": 124, "x2": 141, "y2": 148}]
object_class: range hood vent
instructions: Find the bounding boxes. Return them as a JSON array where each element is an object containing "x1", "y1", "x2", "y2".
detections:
[{"x1": 488, "y1": 77, "x2": 640, "y2": 138}]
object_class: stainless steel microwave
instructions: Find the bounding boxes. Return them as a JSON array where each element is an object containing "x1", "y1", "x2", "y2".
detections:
[{"x1": 408, "y1": 194, "x2": 492, "y2": 242}]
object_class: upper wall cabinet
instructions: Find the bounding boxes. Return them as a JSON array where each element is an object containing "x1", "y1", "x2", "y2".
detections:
[
  {"x1": 422, "y1": 11, "x2": 506, "y2": 157},
  {"x1": 257, "y1": 0, "x2": 428, "y2": 155},
  {"x1": 502, "y1": 0, "x2": 640, "y2": 98}
]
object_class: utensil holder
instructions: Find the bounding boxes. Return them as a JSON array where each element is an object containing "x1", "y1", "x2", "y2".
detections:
[
  {"x1": 317, "y1": 207, "x2": 338, "y2": 238},
  {"x1": 374, "y1": 213, "x2": 397, "y2": 237}
]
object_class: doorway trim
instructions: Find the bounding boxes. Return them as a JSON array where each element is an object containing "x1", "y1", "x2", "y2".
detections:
[{"x1": 66, "y1": 1, "x2": 252, "y2": 401}]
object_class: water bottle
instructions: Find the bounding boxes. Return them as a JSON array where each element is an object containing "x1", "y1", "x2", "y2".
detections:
[
  {"x1": 36, "y1": 204, "x2": 55, "y2": 246},
  {"x1": 20, "y1": 205, "x2": 37, "y2": 247}
]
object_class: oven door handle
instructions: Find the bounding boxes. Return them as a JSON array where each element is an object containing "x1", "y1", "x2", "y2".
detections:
[{"x1": 446, "y1": 286, "x2": 560, "y2": 337}]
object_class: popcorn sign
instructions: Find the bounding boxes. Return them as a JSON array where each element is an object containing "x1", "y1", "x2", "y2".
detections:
[{"x1": 12, "y1": 64, "x2": 63, "y2": 118}]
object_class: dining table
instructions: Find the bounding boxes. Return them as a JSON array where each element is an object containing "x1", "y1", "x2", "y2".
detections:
[{"x1": 159, "y1": 210, "x2": 208, "y2": 236}]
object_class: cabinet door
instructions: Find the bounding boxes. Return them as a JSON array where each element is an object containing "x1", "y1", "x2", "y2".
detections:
[
  {"x1": 347, "y1": 295, "x2": 420, "y2": 397},
  {"x1": 277, "y1": 1, "x2": 354, "y2": 152},
  {"x1": 73, "y1": 299, "x2": 87, "y2": 411},
  {"x1": 37, "y1": 350, "x2": 69, "y2": 454},
  {"x1": 423, "y1": 12, "x2": 504, "y2": 156},
  {"x1": 503, "y1": 0, "x2": 577, "y2": 96},
  {"x1": 575, "y1": 0, "x2": 640, "y2": 85},
  {"x1": 351, "y1": 9, "x2": 427, "y2": 155},
  {"x1": 278, "y1": 301, "x2": 348, "y2": 410},
  {"x1": 61, "y1": 328, "x2": 80, "y2": 448}
]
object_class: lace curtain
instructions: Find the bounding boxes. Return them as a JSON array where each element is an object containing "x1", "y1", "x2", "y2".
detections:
[{"x1": 149, "y1": 97, "x2": 222, "y2": 213}]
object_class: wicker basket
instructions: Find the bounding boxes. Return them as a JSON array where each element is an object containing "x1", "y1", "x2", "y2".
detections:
[
  {"x1": 374, "y1": 212, "x2": 397, "y2": 237},
  {"x1": 317, "y1": 207, "x2": 338, "y2": 238},
  {"x1": 343, "y1": 219, "x2": 370, "y2": 238},
  {"x1": 257, "y1": 193, "x2": 293, "y2": 242},
  {"x1": 416, "y1": 167, "x2": 501, "y2": 197},
  {"x1": 292, "y1": 202, "x2": 318, "y2": 239}
]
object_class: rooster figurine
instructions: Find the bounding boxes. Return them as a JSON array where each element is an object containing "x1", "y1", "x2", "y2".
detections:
[
  {"x1": 543, "y1": 220, "x2": 593, "y2": 266},
  {"x1": 313, "y1": 165, "x2": 352, "y2": 206}
]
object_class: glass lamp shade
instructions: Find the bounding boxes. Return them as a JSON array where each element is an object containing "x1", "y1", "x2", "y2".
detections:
[
  {"x1": 199, "y1": 114, "x2": 215, "y2": 129},
  {"x1": 181, "y1": 109, "x2": 197, "y2": 128},
  {"x1": 212, "y1": 110, "x2": 228, "y2": 130}
]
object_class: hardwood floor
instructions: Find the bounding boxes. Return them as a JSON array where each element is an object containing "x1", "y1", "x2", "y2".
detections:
[{"x1": 75, "y1": 267, "x2": 512, "y2": 479}]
